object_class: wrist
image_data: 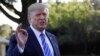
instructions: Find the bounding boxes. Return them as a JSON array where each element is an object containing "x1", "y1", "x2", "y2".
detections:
[
  {"x1": 17, "y1": 44, "x2": 25, "y2": 53},
  {"x1": 17, "y1": 43, "x2": 25, "y2": 49}
]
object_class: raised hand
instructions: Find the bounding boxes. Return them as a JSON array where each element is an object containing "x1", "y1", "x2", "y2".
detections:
[{"x1": 16, "y1": 23, "x2": 28, "y2": 49}]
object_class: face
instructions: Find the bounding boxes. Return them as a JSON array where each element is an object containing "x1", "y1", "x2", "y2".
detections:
[{"x1": 29, "y1": 8, "x2": 49, "y2": 31}]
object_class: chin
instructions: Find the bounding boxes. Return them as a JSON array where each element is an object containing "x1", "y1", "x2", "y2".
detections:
[
  {"x1": 40, "y1": 25, "x2": 46, "y2": 28},
  {"x1": 39, "y1": 27, "x2": 46, "y2": 31},
  {"x1": 40, "y1": 27, "x2": 46, "y2": 30}
]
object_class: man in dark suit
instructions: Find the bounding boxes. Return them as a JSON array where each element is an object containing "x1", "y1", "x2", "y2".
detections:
[{"x1": 7, "y1": 3, "x2": 60, "y2": 56}]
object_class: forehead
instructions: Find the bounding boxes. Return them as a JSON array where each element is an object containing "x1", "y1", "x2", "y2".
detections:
[{"x1": 33, "y1": 8, "x2": 48, "y2": 13}]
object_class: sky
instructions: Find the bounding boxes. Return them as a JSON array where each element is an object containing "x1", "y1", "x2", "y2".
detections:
[
  {"x1": 0, "y1": 0, "x2": 83, "y2": 30},
  {"x1": 0, "y1": 0, "x2": 21, "y2": 30},
  {"x1": 0, "y1": 13, "x2": 18, "y2": 30}
]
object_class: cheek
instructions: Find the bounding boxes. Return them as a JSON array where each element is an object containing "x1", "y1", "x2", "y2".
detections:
[
  {"x1": 32, "y1": 18, "x2": 39, "y2": 25},
  {"x1": 45, "y1": 18, "x2": 48, "y2": 23},
  {"x1": 30, "y1": 18, "x2": 35, "y2": 25},
  {"x1": 46, "y1": 18, "x2": 48, "y2": 22}
]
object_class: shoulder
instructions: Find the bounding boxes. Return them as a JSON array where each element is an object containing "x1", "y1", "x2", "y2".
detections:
[
  {"x1": 9, "y1": 34, "x2": 17, "y2": 43},
  {"x1": 46, "y1": 31, "x2": 58, "y2": 42},
  {"x1": 10, "y1": 34, "x2": 16, "y2": 40},
  {"x1": 46, "y1": 31, "x2": 56, "y2": 38}
]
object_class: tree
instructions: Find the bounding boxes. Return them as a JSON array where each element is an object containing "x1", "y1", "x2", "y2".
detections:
[
  {"x1": 0, "y1": 24, "x2": 13, "y2": 39},
  {"x1": 0, "y1": 0, "x2": 42, "y2": 28},
  {"x1": 48, "y1": 0, "x2": 100, "y2": 55},
  {"x1": 91, "y1": 0, "x2": 100, "y2": 10}
]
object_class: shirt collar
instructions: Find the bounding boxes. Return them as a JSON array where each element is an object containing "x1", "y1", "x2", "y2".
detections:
[{"x1": 30, "y1": 25, "x2": 46, "y2": 36}]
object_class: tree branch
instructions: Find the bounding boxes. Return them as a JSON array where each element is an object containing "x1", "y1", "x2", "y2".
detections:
[
  {"x1": 0, "y1": 6, "x2": 20, "y2": 23},
  {"x1": 1, "y1": 0, "x2": 22, "y2": 16},
  {"x1": 39, "y1": 0, "x2": 42, "y2": 3}
]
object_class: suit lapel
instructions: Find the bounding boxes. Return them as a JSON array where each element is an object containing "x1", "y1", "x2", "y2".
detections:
[
  {"x1": 26, "y1": 27, "x2": 44, "y2": 56},
  {"x1": 46, "y1": 32, "x2": 58, "y2": 56}
]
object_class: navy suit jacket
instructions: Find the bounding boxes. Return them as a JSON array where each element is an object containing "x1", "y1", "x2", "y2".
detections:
[{"x1": 7, "y1": 27, "x2": 60, "y2": 56}]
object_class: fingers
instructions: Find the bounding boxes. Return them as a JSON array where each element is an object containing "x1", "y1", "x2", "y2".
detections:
[
  {"x1": 16, "y1": 23, "x2": 22, "y2": 36},
  {"x1": 16, "y1": 23, "x2": 28, "y2": 36},
  {"x1": 17, "y1": 23, "x2": 22, "y2": 32},
  {"x1": 19, "y1": 29, "x2": 28, "y2": 36},
  {"x1": 16, "y1": 23, "x2": 28, "y2": 48}
]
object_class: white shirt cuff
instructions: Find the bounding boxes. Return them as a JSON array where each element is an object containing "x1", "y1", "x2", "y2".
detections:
[{"x1": 17, "y1": 45, "x2": 24, "y2": 53}]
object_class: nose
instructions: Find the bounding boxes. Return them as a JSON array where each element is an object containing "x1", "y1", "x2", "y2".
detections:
[{"x1": 40, "y1": 14, "x2": 45, "y2": 20}]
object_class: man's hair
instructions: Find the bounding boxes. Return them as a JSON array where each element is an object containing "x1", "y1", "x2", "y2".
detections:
[{"x1": 28, "y1": 3, "x2": 50, "y2": 19}]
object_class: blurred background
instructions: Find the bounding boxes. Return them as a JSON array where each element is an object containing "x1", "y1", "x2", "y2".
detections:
[{"x1": 0, "y1": 0, "x2": 100, "y2": 56}]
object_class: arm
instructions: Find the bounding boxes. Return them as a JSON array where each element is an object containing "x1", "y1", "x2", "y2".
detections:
[
  {"x1": 7, "y1": 35, "x2": 23, "y2": 56},
  {"x1": 7, "y1": 23, "x2": 28, "y2": 56}
]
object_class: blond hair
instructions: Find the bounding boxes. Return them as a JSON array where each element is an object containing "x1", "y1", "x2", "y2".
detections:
[{"x1": 28, "y1": 3, "x2": 50, "y2": 18}]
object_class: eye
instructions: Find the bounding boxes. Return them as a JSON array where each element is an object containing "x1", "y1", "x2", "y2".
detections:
[
  {"x1": 36, "y1": 13, "x2": 41, "y2": 16},
  {"x1": 42, "y1": 13, "x2": 46, "y2": 16}
]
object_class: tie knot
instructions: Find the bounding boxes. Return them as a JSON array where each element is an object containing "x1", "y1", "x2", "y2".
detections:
[{"x1": 40, "y1": 33, "x2": 45, "y2": 37}]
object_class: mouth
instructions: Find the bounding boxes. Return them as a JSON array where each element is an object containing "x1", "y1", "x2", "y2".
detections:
[{"x1": 40, "y1": 21, "x2": 45, "y2": 25}]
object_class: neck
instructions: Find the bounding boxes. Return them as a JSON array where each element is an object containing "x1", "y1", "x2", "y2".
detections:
[
  {"x1": 34, "y1": 27, "x2": 44, "y2": 32},
  {"x1": 30, "y1": 25, "x2": 45, "y2": 32}
]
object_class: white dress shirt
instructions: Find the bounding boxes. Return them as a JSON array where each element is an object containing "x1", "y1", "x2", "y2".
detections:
[{"x1": 18, "y1": 25, "x2": 54, "y2": 56}]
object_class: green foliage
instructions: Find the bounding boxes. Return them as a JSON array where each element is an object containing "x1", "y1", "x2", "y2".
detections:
[
  {"x1": 49, "y1": 1, "x2": 93, "y2": 28},
  {"x1": 0, "y1": 24, "x2": 13, "y2": 39},
  {"x1": 6, "y1": 0, "x2": 16, "y2": 3},
  {"x1": 48, "y1": 1, "x2": 100, "y2": 45}
]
